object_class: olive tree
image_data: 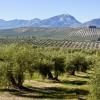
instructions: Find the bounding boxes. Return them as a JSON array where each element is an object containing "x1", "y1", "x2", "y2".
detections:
[
  {"x1": 66, "y1": 53, "x2": 92, "y2": 75},
  {"x1": 35, "y1": 57, "x2": 54, "y2": 79},
  {"x1": 0, "y1": 44, "x2": 35, "y2": 88},
  {"x1": 52, "y1": 57, "x2": 66, "y2": 80}
]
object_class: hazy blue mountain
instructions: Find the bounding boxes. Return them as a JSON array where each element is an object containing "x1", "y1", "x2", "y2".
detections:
[
  {"x1": 0, "y1": 19, "x2": 6, "y2": 28},
  {"x1": 82, "y1": 18, "x2": 100, "y2": 27},
  {"x1": 0, "y1": 19, "x2": 5, "y2": 23},
  {"x1": 30, "y1": 18, "x2": 42, "y2": 26},
  {"x1": 0, "y1": 19, "x2": 29, "y2": 29},
  {"x1": 0, "y1": 14, "x2": 81, "y2": 29},
  {"x1": 1, "y1": 14, "x2": 100, "y2": 29},
  {"x1": 40, "y1": 14, "x2": 81, "y2": 27}
]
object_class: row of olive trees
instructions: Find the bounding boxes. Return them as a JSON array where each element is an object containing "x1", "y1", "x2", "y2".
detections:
[{"x1": 0, "y1": 44, "x2": 95, "y2": 89}]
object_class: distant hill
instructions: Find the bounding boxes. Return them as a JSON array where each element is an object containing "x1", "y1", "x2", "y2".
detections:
[
  {"x1": 0, "y1": 27, "x2": 100, "y2": 41},
  {"x1": 82, "y1": 18, "x2": 100, "y2": 28},
  {"x1": 0, "y1": 14, "x2": 100, "y2": 29},
  {"x1": 0, "y1": 27, "x2": 78, "y2": 39},
  {"x1": 38, "y1": 14, "x2": 81, "y2": 27},
  {"x1": 0, "y1": 14, "x2": 81, "y2": 29}
]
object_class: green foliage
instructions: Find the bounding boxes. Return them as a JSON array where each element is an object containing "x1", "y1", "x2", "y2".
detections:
[
  {"x1": 66, "y1": 53, "x2": 92, "y2": 75},
  {"x1": 0, "y1": 44, "x2": 36, "y2": 88},
  {"x1": 0, "y1": 62, "x2": 9, "y2": 87},
  {"x1": 38, "y1": 63, "x2": 53, "y2": 79},
  {"x1": 36, "y1": 57, "x2": 53, "y2": 79},
  {"x1": 0, "y1": 44, "x2": 98, "y2": 89},
  {"x1": 53, "y1": 57, "x2": 66, "y2": 80},
  {"x1": 89, "y1": 63, "x2": 100, "y2": 100}
]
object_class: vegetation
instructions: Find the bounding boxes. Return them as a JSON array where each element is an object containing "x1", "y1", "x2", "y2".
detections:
[
  {"x1": 0, "y1": 43, "x2": 100, "y2": 99},
  {"x1": 0, "y1": 38, "x2": 100, "y2": 50},
  {"x1": 0, "y1": 27, "x2": 100, "y2": 41},
  {"x1": 66, "y1": 53, "x2": 95, "y2": 75},
  {"x1": 89, "y1": 62, "x2": 100, "y2": 100}
]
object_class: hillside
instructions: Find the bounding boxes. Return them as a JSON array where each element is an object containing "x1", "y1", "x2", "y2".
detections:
[
  {"x1": 0, "y1": 27, "x2": 100, "y2": 41},
  {"x1": 0, "y1": 27, "x2": 79, "y2": 39}
]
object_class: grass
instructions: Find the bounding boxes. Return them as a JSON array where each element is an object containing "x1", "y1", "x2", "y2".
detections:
[{"x1": 0, "y1": 71, "x2": 92, "y2": 100}]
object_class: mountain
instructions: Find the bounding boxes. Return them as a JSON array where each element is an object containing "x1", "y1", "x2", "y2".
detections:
[
  {"x1": 0, "y1": 14, "x2": 81, "y2": 29},
  {"x1": 82, "y1": 18, "x2": 100, "y2": 28},
  {"x1": 1, "y1": 14, "x2": 100, "y2": 29},
  {"x1": 40, "y1": 14, "x2": 81, "y2": 27},
  {"x1": 0, "y1": 19, "x2": 29, "y2": 29}
]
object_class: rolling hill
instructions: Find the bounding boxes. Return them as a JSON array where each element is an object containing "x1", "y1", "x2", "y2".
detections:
[
  {"x1": 0, "y1": 27, "x2": 100, "y2": 41},
  {"x1": 82, "y1": 18, "x2": 100, "y2": 27}
]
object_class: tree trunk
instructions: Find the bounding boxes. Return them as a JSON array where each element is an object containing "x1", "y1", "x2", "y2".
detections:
[
  {"x1": 7, "y1": 71, "x2": 24, "y2": 89},
  {"x1": 54, "y1": 74, "x2": 60, "y2": 81},
  {"x1": 70, "y1": 69, "x2": 75, "y2": 75},
  {"x1": 17, "y1": 76, "x2": 23, "y2": 88},
  {"x1": 16, "y1": 71, "x2": 24, "y2": 89},
  {"x1": 7, "y1": 72, "x2": 17, "y2": 87},
  {"x1": 47, "y1": 71, "x2": 53, "y2": 79}
]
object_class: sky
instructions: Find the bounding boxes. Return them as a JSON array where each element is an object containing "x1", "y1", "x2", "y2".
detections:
[{"x1": 0, "y1": 0, "x2": 100, "y2": 22}]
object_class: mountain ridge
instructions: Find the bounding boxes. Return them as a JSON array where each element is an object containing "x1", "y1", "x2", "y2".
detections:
[{"x1": 0, "y1": 14, "x2": 100, "y2": 29}]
